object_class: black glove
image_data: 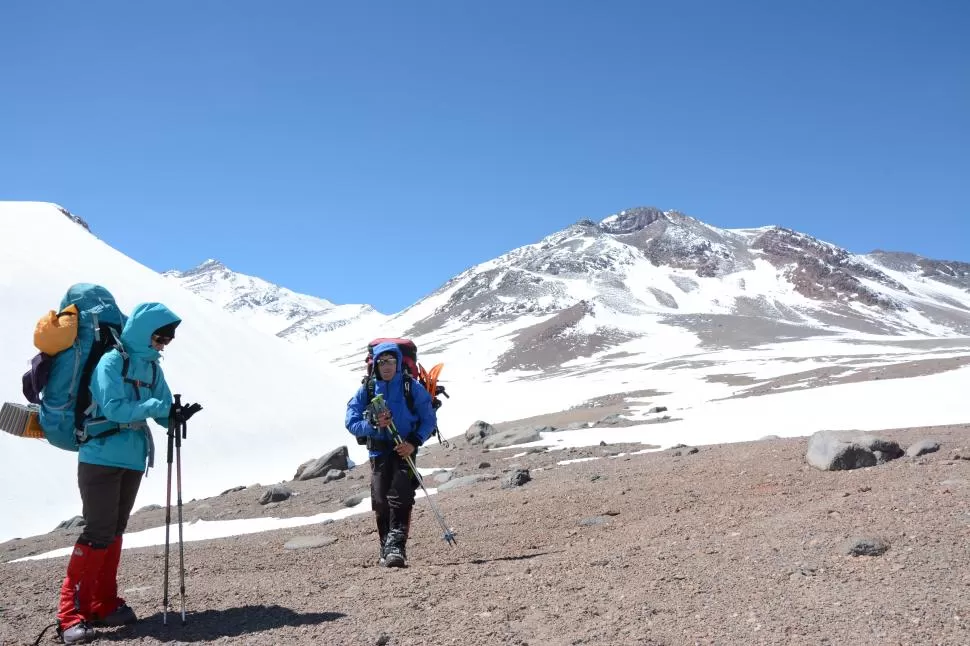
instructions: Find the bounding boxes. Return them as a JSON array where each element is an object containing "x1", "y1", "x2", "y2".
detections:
[{"x1": 170, "y1": 402, "x2": 203, "y2": 424}]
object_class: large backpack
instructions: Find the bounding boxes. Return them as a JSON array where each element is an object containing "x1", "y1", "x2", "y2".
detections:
[
  {"x1": 21, "y1": 284, "x2": 128, "y2": 451},
  {"x1": 361, "y1": 337, "x2": 449, "y2": 446}
]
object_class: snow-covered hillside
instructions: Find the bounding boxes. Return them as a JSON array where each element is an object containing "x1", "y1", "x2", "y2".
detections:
[{"x1": 0, "y1": 202, "x2": 365, "y2": 542}]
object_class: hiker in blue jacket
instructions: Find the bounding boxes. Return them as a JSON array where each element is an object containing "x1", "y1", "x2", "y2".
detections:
[
  {"x1": 55, "y1": 302, "x2": 202, "y2": 645},
  {"x1": 346, "y1": 342, "x2": 436, "y2": 568}
]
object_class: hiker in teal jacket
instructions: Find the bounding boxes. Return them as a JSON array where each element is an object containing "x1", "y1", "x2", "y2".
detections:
[
  {"x1": 82, "y1": 302, "x2": 180, "y2": 470},
  {"x1": 55, "y1": 302, "x2": 202, "y2": 645}
]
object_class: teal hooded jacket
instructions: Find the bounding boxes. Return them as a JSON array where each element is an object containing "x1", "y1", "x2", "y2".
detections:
[{"x1": 79, "y1": 302, "x2": 179, "y2": 472}]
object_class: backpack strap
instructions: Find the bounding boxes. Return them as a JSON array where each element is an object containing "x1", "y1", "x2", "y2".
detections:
[
  {"x1": 74, "y1": 323, "x2": 121, "y2": 434},
  {"x1": 403, "y1": 378, "x2": 415, "y2": 415},
  {"x1": 122, "y1": 357, "x2": 157, "y2": 400}
]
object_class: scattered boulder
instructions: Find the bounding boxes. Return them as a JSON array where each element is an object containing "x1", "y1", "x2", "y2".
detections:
[
  {"x1": 258, "y1": 486, "x2": 292, "y2": 505},
  {"x1": 283, "y1": 534, "x2": 338, "y2": 550},
  {"x1": 295, "y1": 446, "x2": 350, "y2": 481},
  {"x1": 438, "y1": 474, "x2": 498, "y2": 492},
  {"x1": 596, "y1": 414, "x2": 625, "y2": 427},
  {"x1": 905, "y1": 440, "x2": 940, "y2": 457},
  {"x1": 649, "y1": 406, "x2": 668, "y2": 414},
  {"x1": 465, "y1": 420, "x2": 496, "y2": 445},
  {"x1": 432, "y1": 470, "x2": 454, "y2": 484},
  {"x1": 478, "y1": 461, "x2": 491, "y2": 469},
  {"x1": 806, "y1": 431, "x2": 903, "y2": 471},
  {"x1": 220, "y1": 486, "x2": 246, "y2": 495},
  {"x1": 343, "y1": 491, "x2": 368, "y2": 507},
  {"x1": 321, "y1": 469, "x2": 346, "y2": 484},
  {"x1": 55, "y1": 516, "x2": 85, "y2": 531},
  {"x1": 503, "y1": 469, "x2": 531, "y2": 488},
  {"x1": 842, "y1": 536, "x2": 889, "y2": 557},
  {"x1": 483, "y1": 427, "x2": 541, "y2": 449}
]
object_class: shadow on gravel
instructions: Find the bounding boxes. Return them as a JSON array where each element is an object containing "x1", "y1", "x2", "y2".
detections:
[
  {"x1": 438, "y1": 551, "x2": 556, "y2": 566},
  {"x1": 99, "y1": 604, "x2": 345, "y2": 642}
]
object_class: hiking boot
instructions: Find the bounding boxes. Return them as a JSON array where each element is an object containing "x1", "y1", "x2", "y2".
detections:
[
  {"x1": 59, "y1": 621, "x2": 97, "y2": 644},
  {"x1": 383, "y1": 529, "x2": 408, "y2": 568},
  {"x1": 92, "y1": 603, "x2": 137, "y2": 627}
]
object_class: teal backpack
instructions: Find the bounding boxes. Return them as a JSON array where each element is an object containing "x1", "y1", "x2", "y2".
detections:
[{"x1": 23, "y1": 284, "x2": 127, "y2": 451}]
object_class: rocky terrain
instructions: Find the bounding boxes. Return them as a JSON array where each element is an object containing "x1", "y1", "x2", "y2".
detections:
[{"x1": 3, "y1": 414, "x2": 969, "y2": 646}]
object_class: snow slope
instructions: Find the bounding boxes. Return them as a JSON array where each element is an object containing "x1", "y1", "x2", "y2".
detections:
[{"x1": 0, "y1": 202, "x2": 366, "y2": 542}]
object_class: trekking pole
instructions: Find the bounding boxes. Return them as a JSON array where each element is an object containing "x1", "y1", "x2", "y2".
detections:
[
  {"x1": 369, "y1": 395, "x2": 458, "y2": 547},
  {"x1": 175, "y1": 396, "x2": 187, "y2": 625},
  {"x1": 162, "y1": 396, "x2": 177, "y2": 625}
]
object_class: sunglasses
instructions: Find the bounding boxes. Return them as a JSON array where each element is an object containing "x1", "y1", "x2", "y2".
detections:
[
  {"x1": 376, "y1": 357, "x2": 397, "y2": 366},
  {"x1": 152, "y1": 335, "x2": 173, "y2": 346}
]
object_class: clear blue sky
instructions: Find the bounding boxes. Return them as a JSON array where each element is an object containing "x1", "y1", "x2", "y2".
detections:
[{"x1": 2, "y1": 1, "x2": 967, "y2": 313}]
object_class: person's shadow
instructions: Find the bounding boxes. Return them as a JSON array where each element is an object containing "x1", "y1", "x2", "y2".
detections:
[{"x1": 98, "y1": 604, "x2": 345, "y2": 642}]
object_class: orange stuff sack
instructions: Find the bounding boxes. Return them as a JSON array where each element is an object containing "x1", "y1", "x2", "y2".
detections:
[{"x1": 33, "y1": 303, "x2": 79, "y2": 355}]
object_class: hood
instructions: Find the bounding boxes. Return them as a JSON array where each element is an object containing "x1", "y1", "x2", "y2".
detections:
[
  {"x1": 371, "y1": 341, "x2": 403, "y2": 378},
  {"x1": 121, "y1": 302, "x2": 181, "y2": 360}
]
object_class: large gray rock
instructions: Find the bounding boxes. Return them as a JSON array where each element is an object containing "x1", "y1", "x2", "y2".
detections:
[
  {"x1": 295, "y1": 446, "x2": 350, "y2": 481},
  {"x1": 465, "y1": 420, "x2": 496, "y2": 445},
  {"x1": 483, "y1": 427, "x2": 541, "y2": 449},
  {"x1": 806, "y1": 431, "x2": 903, "y2": 471}
]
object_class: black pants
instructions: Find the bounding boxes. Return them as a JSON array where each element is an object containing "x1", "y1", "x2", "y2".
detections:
[
  {"x1": 78, "y1": 463, "x2": 143, "y2": 547},
  {"x1": 370, "y1": 452, "x2": 417, "y2": 540}
]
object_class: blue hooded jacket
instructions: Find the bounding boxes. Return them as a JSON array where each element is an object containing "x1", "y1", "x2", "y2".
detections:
[
  {"x1": 79, "y1": 302, "x2": 179, "y2": 472},
  {"x1": 345, "y1": 342, "x2": 437, "y2": 458}
]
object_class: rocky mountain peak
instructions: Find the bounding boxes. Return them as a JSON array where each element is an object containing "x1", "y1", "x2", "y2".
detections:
[
  {"x1": 55, "y1": 205, "x2": 91, "y2": 232},
  {"x1": 165, "y1": 258, "x2": 228, "y2": 279},
  {"x1": 598, "y1": 207, "x2": 667, "y2": 234}
]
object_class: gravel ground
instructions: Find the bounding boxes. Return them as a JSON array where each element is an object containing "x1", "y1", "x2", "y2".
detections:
[{"x1": 3, "y1": 422, "x2": 970, "y2": 646}]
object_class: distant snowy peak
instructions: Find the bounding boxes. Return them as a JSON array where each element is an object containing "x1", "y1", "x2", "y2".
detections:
[{"x1": 164, "y1": 259, "x2": 385, "y2": 338}]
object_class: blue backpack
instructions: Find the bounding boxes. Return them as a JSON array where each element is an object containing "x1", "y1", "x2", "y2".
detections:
[{"x1": 21, "y1": 284, "x2": 127, "y2": 451}]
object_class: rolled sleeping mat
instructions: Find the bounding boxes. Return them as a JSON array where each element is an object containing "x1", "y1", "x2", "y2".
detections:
[{"x1": 0, "y1": 402, "x2": 45, "y2": 439}]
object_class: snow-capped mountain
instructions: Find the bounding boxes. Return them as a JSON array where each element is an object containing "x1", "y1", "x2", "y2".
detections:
[
  {"x1": 0, "y1": 203, "x2": 359, "y2": 542},
  {"x1": 164, "y1": 260, "x2": 387, "y2": 341},
  {"x1": 363, "y1": 206, "x2": 970, "y2": 374}
]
